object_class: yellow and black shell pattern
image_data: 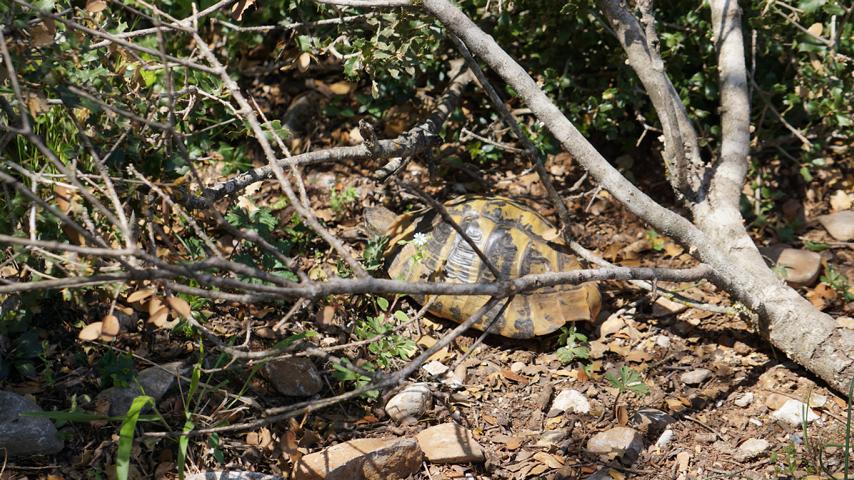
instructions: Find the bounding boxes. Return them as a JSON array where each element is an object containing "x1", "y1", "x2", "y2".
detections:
[{"x1": 384, "y1": 196, "x2": 601, "y2": 339}]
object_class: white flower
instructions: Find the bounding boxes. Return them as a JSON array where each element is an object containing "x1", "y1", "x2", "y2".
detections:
[{"x1": 412, "y1": 233, "x2": 428, "y2": 247}]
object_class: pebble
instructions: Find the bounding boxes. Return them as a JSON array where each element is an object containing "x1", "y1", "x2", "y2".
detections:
[
  {"x1": 680, "y1": 368, "x2": 712, "y2": 386},
  {"x1": 510, "y1": 361, "x2": 526, "y2": 374},
  {"x1": 96, "y1": 361, "x2": 185, "y2": 416},
  {"x1": 734, "y1": 392, "x2": 754, "y2": 407},
  {"x1": 421, "y1": 360, "x2": 449, "y2": 377},
  {"x1": 416, "y1": 423, "x2": 485, "y2": 464},
  {"x1": 385, "y1": 383, "x2": 431, "y2": 424},
  {"x1": 264, "y1": 357, "x2": 323, "y2": 397},
  {"x1": 0, "y1": 391, "x2": 64, "y2": 457},
  {"x1": 535, "y1": 429, "x2": 570, "y2": 447},
  {"x1": 548, "y1": 389, "x2": 590, "y2": 417},
  {"x1": 654, "y1": 429, "x2": 674, "y2": 448},
  {"x1": 294, "y1": 437, "x2": 422, "y2": 480},
  {"x1": 771, "y1": 399, "x2": 820, "y2": 426},
  {"x1": 734, "y1": 438, "x2": 771, "y2": 461},
  {"x1": 586, "y1": 427, "x2": 644, "y2": 465},
  {"x1": 655, "y1": 335, "x2": 671, "y2": 348},
  {"x1": 761, "y1": 246, "x2": 822, "y2": 286},
  {"x1": 818, "y1": 210, "x2": 854, "y2": 241}
]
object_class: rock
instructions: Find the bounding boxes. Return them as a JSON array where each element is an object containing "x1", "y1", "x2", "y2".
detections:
[
  {"x1": 734, "y1": 392, "x2": 754, "y2": 407},
  {"x1": 631, "y1": 408, "x2": 675, "y2": 433},
  {"x1": 771, "y1": 399, "x2": 820, "y2": 426},
  {"x1": 761, "y1": 246, "x2": 822, "y2": 286},
  {"x1": 586, "y1": 427, "x2": 644, "y2": 465},
  {"x1": 510, "y1": 361, "x2": 526, "y2": 374},
  {"x1": 535, "y1": 429, "x2": 570, "y2": 448},
  {"x1": 839, "y1": 316, "x2": 854, "y2": 330},
  {"x1": 818, "y1": 210, "x2": 854, "y2": 241},
  {"x1": 655, "y1": 429, "x2": 674, "y2": 448},
  {"x1": 264, "y1": 357, "x2": 323, "y2": 397},
  {"x1": 763, "y1": 392, "x2": 790, "y2": 410},
  {"x1": 734, "y1": 438, "x2": 770, "y2": 461},
  {"x1": 598, "y1": 314, "x2": 626, "y2": 337},
  {"x1": 680, "y1": 368, "x2": 712, "y2": 386},
  {"x1": 548, "y1": 389, "x2": 590, "y2": 417},
  {"x1": 416, "y1": 423, "x2": 485, "y2": 464},
  {"x1": 97, "y1": 361, "x2": 184, "y2": 416},
  {"x1": 385, "y1": 383, "x2": 431, "y2": 424},
  {"x1": 186, "y1": 473, "x2": 285, "y2": 480},
  {"x1": 807, "y1": 394, "x2": 827, "y2": 408},
  {"x1": 0, "y1": 390, "x2": 64, "y2": 457},
  {"x1": 294, "y1": 437, "x2": 422, "y2": 480},
  {"x1": 421, "y1": 360, "x2": 449, "y2": 377},
  {"x1": 655, "y1": 335, "x2": 671, "y2": 349}
]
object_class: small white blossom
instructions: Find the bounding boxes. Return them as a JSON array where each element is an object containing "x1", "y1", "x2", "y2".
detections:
[{"x1": 412, "y1": 233, "x2": 428, "y2": 247}]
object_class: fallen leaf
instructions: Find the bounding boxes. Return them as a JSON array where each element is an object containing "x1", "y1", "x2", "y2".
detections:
[
  {"x1": 829, "y1": 190, "x2": 852, "y2": 212},
  {"x1": 85, "y1": 0, "x2": 108, "y2": 13},
  {"x1": 533, "y1": 451, "x2": 564, "y2": 469},
  {"x1": 127, "y1": 288, "x2": 155, "y2": 304},
  {"x1": 807, "y1": 22, "x2": 823, "y2": 37},
  {"x1": 807, "y1": 283, "x2": 837, "y2": 310},
  {"x1": 79, "y1": 322, "x2": 102, "y2": 341},
  {"x1": 30, "y1": 20, "x2": 55, "y2": 47},
  {"x1": 500, "y1": 369, "x2": 529, "y2": 384},
  {"x1": 166, "y1": 296, "x2": 192, "y2": 319},
  {"x1": 328, "y1": 81, "x2": 354, "y2": 96},
  {"x1": 297, "y1": 52, "x2": 311, "y2": 73}
]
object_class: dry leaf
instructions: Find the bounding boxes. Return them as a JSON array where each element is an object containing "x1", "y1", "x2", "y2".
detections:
[
  {"x1": 85, "y1": 0, "x2": 108, "y2": 13},
  {"x1": 26, "y1": 93, "x2": 49, "y2": 116},
  {"x1": 231, "y1": 0, "x2": 256, "y2": 20},
  {"x1": 829, "y1": 190, "x2": 852, "y2": 212},
  {"x1": 101, "y1": 314, "x2": 120, "y2": 336},
  {"x1": 127, "y1": 288, "x2": 155, "y2": 304},
  {"x1": 166, "y1": 296, "x2": 192, "y2": 319},
  {"x1": 615, "y1": 404, "x2": 629, "y2": 426},
  {"x1": 500, "y1": 369, "x2": 529, "y2": 384},
  {"x1": 807, "y1": 283, "x2": 837, "y2": 310},
  {"x1": 533, "y1": 451, "x2": 564, "y2": 469},
  {"x1": 79, "y1": 322, "x2": 103, "y2": 341},
  {"x1": 807, "y1": 22, "x2": 823, "y2": 37},
  {"x1": 150, "y1": 307, "x2": 169, "y2": 327},
  {"x1": 30, "y1": 20, "x2": 56, "y2": 47},
  {"x1": 328, "y1": 81, "x2": 354, "y2": 96},
  {"x1": 297, "y1": 52, "x2": 311, "y2": 73},
  {"x1": 281, "y1": 430, "x2": 301, "y2": 463}
]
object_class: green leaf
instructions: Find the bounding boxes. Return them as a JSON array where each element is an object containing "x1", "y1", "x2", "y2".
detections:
[
  {"x1": 799, "y1": 0, "x2": 826, "y2": 13},
  {"x1": 393, "y1": 310, "x2": 408, "y2": 322},
  {"x1": 117, "y1": 396, "x2": 155, "y2": 480},
  {"x1": 377, "y1": 297, "x2": 389, "y2": 312},
  {"x1": 177, "y1": 420, "x2": 194, "y2": 480}
]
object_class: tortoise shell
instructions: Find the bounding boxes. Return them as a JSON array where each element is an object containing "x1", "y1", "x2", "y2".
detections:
[{"x1": 383, "y1": 196, "x2": 601, "y2": 338}]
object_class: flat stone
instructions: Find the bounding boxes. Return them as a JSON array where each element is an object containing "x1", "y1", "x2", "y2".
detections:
[
  {"x1": 734, "y1": 438, "x2": 770, "y2": 461},
  {"x1": 680, "y1": 368, "x2": 712, "y2": 386},
  {"x1": 771, "y1": 399, "x2": 820, "y2": 427},
  {"x1": 0, "y1": 390, "x2": 64, "y2": 457},
  {"x1": 416, "y1": 423, "x2": 485, "y2": 464},
  {"x1": 96, "y1": 361, "x2": 184, "y2": 416},
  {"x1": 818, "y1": 210, "x2": 854, "y2": 241},
  {"x1": 294, "y1": 437, "x2": 422, "y2": 480},
  {"x1": 385, "y1": 383, "x2": 431, "y2": 424},
  {"x1": 761, "y1": 246, "x2": 822, "y2": 286},
  {"x1": 548, "y1": 389, "x2": 590, "y2": 417},
  {"x1": 535, "y1": 429, "x2": 570, "y2": 447},
  {"x1": 264, "y1": 357, "x2": 323, "y2": 397},
  {"x1": 421, "y1": 360, "x2": 449, "y2": 377},
  {"x1": 586, "y1": 427, "x2": 644, "y2": 465},
  {"x1": 734, "y1": 392, "x2": 754, "y2": 407}
]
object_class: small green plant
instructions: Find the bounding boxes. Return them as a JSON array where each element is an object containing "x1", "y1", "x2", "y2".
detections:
[
  {"x1": 330, "y1": 186, "x2": 359, "y2": 213},
  {"x1": 354, "y1": 298, "x2": 417, "y2": 369},
  {"x1": 645, "y1": 229, "x2": 666, "y2": 252},
  {"x1": 821, "y1": 264, "x2": 854, "y2": 302},
  {"x1": 362, "y1": 235, "x2": 389, "y2": 272},
  {"x1": 771, "y1": 442, "x2": 802, "y2": 478},
  {"x1": 332, "y1": 359, "x2": 378, "y2": 399},
  {"x1": 605, "y1": 365, "x2": 650, "y2": 398},
  {"x1": 556, "y1": 325, "x2": 590, "y2": 364}
]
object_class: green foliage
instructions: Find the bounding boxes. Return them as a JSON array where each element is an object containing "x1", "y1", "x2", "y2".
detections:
[
  {"x1": 555, "y1": 325, "x2": 590, "y2": 364},
  {"x1": 362, "y1": 236, "x2": 390, "y2": 272},
  {"x1": 354, "y1": 298, "x2": 417, "y2": 369},
  {"x1": 117, "y1": 396, "x2": 155, "y2": 480},
  {"x1": 329, "y1": 186, "x2": 359, "y2": 213},
  {"x1": 821, "y1": 264, "x2": 854, "y2": 302},
  {"x1": 95, "y1": 351, "x2": 135, "y2": 389},
  {"x1": 333, "y1": 359, "x2": 378, "y2": 399},
  {"x1": 645, "y1": 230, "x2": 666, "y2": 252},
  {"x1": 605, "y1": 365, "x2": 650, "y2": 398}
]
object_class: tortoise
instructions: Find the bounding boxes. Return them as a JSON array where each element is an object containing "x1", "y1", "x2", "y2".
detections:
[{"x1": 366, "y1": 196, "x2": 601, "y2": 339}]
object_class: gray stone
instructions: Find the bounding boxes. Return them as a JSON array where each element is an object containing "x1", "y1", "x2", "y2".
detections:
[
  {"x1": 416, "y1": 423, "x2": 485, "y2": 464},
  {"x1": 734, "y1": 438, "x2": 770, "y2": 461},
  {"x1": 535, "y1": 429, "x2": 571, "y2": 448},
  {"x1": 294, "y1": 437, "x2": 422, "y2": 480},
  {"x1": 818, "y1": 210, "x2": 854, "y2": 241},
  {"x1": 96, "y1": 361, "x2": 184, "y2": 417},
  {"x1": 510, "y1": 361, "x2": 526, "y2": 374},
  {"x1": 0, "y1": 390, "x2": 64, "y2": 457},
  {"x1": 586, "y1": 427, "x2": 644, "y2": 465},
  {"x1": 385, "y1": 383, "x2": 431, "y2": 424},
  {"x1": 264, "y1": 357, "x2": 323, "y2": 397},
  {"x1": 771, "y1": 399, "x2": 820, "y2": 426},
  {"x1": 761, "y1": 246, "x2": 822, "y2": 286},
  {"x1": 655, "y1": 335, "x2": 671, "y2": 348},
  {"x1": 548, "y1": 389, "x2": 590, "y2": 417},
  {"x1": 680, "y1": 368, "x2": 712, "y2": 386},
  {"x1": 734, "y1": 392, "x2": 754, "y2": 407}
]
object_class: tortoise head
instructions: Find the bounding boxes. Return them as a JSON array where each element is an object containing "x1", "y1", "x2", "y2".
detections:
[{"x1": 363, "y1": 205, "x2": 399, "y2": 237}]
